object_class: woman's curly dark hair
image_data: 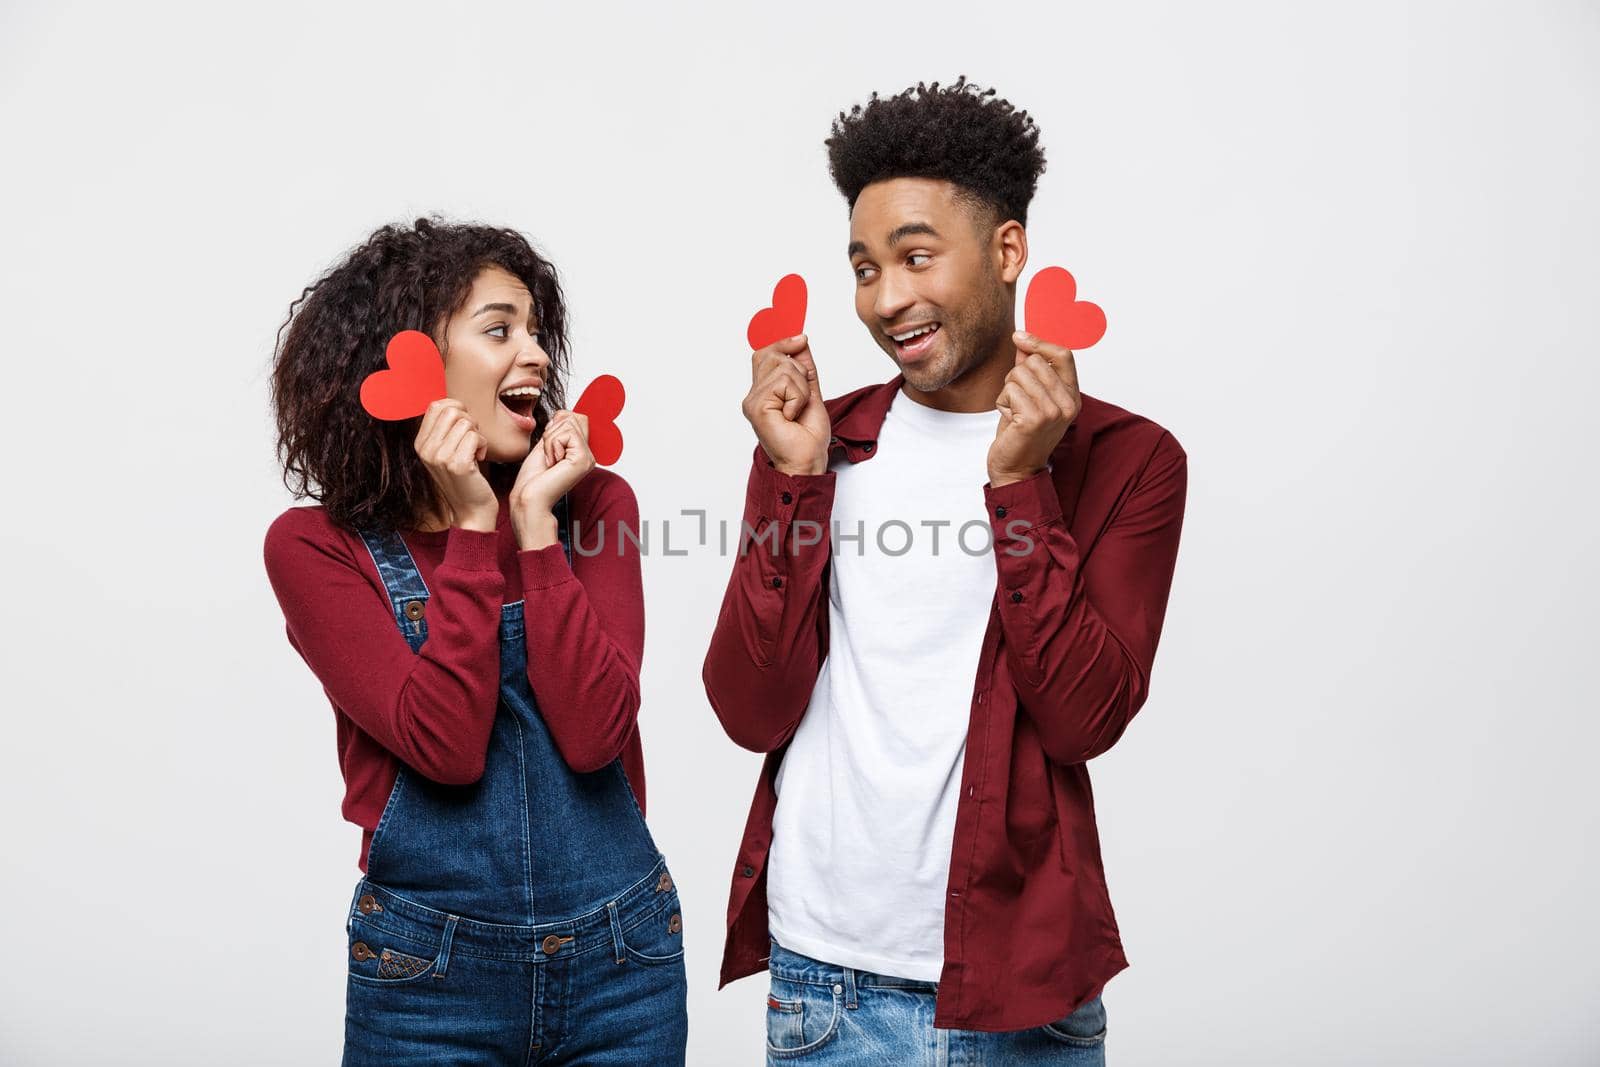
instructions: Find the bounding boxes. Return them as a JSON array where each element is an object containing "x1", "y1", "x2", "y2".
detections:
[
  {"x1": 270, "y1": 216, "x2": 569, "y2": 533},
  {"x1": 825, "y1": 75, "x2": 1047, "y2": 227}
]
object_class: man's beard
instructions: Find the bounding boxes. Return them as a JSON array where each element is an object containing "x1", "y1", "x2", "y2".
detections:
[{"x1": 899, "y1": 282, "x2": 1012, "y2": 393}]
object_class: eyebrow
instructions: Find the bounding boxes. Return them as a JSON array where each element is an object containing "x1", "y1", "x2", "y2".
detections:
[
  {"x1": 847, "y1": 222, "x2": 942, "y2": 258},
  {"x1": 472, "y1": 302, "x2": 524, "y2": 317}
]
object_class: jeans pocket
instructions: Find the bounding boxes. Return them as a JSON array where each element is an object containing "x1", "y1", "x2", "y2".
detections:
[
  {"x1": 764, "y1": 976, "x2": 841, "y2": 1059},
  {"x1": 347, "y1": 915, "x2": 443, "y2": 986},
  {"x1": 1040, "y1": 994, "x2": 1107, "y2": 1048},
  {"x1": 619, "y1": 896, "x2": 686, "y2": 966}
]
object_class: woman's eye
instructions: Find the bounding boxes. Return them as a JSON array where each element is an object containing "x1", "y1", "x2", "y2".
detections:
[{"x1": 487, "y1": 324, "x2": 508, "y2": 339}]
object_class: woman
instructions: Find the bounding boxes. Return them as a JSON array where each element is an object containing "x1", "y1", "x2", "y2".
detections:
[{"x1": 264, "y1": 217, "x2": 687, "y2": 1064}]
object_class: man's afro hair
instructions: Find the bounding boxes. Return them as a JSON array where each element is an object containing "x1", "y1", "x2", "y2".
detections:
[{"x1": 825, "y1": 76, "x2": 1047, "y2": 227}]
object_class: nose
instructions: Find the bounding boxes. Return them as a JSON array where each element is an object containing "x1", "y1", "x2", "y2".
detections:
[
  {"x1": 873, "y1": 270, "x2": 915, "y2": 325},
  {"x1": 517, "y1": 339, "x2": 549, "y2": 374}
]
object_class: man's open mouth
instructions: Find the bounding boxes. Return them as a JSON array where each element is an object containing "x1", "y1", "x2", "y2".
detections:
[{"x1": 890, "y1": 322, "x2": 941, "y2": 358}]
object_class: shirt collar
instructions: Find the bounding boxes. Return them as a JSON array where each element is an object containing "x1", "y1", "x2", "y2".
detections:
[{"x1": 828, "y1": 373, "x2": 1086, "y2": 466}]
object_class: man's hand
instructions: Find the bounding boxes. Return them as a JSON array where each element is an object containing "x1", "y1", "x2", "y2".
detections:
[
  {"x1": 988, "y1": 330, "x2": 1082, "y2": 488},
  {"x1": 742, "y1": 334, "x2": 831, "y2": 476}
]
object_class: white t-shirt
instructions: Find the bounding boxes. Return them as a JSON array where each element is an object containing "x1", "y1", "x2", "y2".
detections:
[{"x1": 767, "y1": 387, "x2": 1000, "y2": 981}]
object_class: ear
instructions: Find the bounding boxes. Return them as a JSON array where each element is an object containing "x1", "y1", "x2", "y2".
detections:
[{"x1": 994, "y1": 219, "x2": 1028, "y2": 285}]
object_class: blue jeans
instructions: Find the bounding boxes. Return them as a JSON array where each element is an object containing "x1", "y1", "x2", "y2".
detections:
[
  {"x1": 764, "y1": 938, "x2": 1107, "y2": 1065},
  {"x1": 344, "y1": 858, "x2": 688, "y2": 1064}
]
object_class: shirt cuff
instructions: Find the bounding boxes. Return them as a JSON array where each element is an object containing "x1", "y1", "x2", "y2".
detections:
[
  {"x1": 752, "y1": 458, "x2": 837, "y2": 526},
  {"x1": 983, "y1": 469, "x2": 1064, "y2": 537},
  {"x1": 518, "y1": 543, "x2": 575, "y2": 592},
  {"x1": 442, "y1": 527, "x2": 501, "y2": 572}
]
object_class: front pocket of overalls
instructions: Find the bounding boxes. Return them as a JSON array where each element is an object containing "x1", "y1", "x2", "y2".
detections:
[
  {"x1": 347, "y1": 915, "x2": 443, "y2": 986},
  {"x1": 619, "y1": 897, "x2": 685, "y2": 966}
]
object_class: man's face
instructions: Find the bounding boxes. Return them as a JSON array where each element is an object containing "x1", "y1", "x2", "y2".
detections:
[{"x1": 847, "y1": 177, "x2": 1019, "y2": 393}]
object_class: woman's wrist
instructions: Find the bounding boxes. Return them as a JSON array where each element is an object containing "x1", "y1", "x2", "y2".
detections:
[
  {"x1": 453, "y1": 502, "x2": 499, "y2": 534},
  {"x1": 513, "y1": 505, "x2": 560, "y2": 551}
]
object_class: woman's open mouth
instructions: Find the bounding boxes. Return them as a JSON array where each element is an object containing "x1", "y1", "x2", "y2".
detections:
[
  {"x1": 498, "y1": 385, "x2": 541, "y2": 433},
  {"x1": 890, "y1": 322, "x2": 941, "y2": 363}
]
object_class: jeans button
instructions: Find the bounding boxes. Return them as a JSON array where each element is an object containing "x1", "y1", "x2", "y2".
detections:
[
  {"x1": 667, "y1": 913, "x2": 682, "y2": 934},
  {"x1": 357, "y1": 894, "x2": 382, "y2": 915},
  {"x1": 351, "y1": 942, "x2": 375, "y2": 961}
]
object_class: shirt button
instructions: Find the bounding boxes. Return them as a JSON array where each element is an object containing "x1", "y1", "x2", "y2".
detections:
[
  {"x1": 780, "y1": 491, "x2": 793, "y2": 505},
  {"x1": 742, "y1": 865, "x2": 756, "y2": 878},
  {"x1": 771, "y1": 577, "x2": 784, "y2": 589},
  {"x1": 862, "y1": 442, "x2": 874, "y2": 453},
  {"x1": 1010, "y1": 591, "x2": 1024, "y2": 603},
  {"x1": 994, "y1": 505, "x2": 1008, "y2": 518},
  {"x1": 403, "y1": 600, "x2": 426, "y2": 621}
]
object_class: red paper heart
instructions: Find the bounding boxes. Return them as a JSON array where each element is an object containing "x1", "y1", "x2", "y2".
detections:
[
  {"x1": 746, "y1": 274, "x2": 808, "y2": 350},
  {"x1": 360, "y1": 331, "x2": 447, "y2": 420},
  {"x1": 1024, "y1": 267, "x2": 1107, "y2": 350},
  {"x1": 573, "y1": 374, "x2": 626, "y2": 465}
]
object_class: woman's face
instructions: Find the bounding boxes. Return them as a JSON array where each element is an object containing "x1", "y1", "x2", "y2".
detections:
[{"x1": 436, "y1": 264, "x2": 552, "y2": 463}]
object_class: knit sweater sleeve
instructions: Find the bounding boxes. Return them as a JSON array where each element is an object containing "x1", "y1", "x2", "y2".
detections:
[{"x1": 263, "y1": 507, "x2": 506, "y2": 785}]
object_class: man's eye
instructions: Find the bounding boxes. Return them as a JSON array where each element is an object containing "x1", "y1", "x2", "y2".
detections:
[
  {"x1": 908, "y1": 254, "x2": 931, "y2": 267},
  {"x1": 854, "y1": 266, "x2": 876, "y2": 281}
]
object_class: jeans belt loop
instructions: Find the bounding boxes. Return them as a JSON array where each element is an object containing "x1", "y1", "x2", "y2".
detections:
[
  {"x1": 844, "y1": 965, "x2": 859, "y2": 1010},
  {"x1": 607, "y1": 900, "x2": 625, "y2": 964},
  {"x1": 434, "y1": 915, "x2": 459, "y2": 979}
]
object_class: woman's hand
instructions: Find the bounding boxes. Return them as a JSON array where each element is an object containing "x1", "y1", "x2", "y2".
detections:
[
  {"x1": 415, "y1": 398, "x2": 497, "y2": 532},
  {"x1": 511, "y1": 409, "x2": 595, "y2": 549}
]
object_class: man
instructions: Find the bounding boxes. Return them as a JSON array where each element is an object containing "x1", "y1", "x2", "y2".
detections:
[{"x1": 703, "y1": 77, "x2": 1187, "y2": 1064}]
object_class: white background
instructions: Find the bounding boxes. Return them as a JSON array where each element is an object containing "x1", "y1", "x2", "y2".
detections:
[{"x1": 3, "y1": 2, "x2": 1597, "y2": 1063}]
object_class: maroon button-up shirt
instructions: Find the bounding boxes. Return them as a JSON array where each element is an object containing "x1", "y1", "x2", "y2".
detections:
[{"x1": 702, "y1": 373, "x2": 1188, "y2": 1032}]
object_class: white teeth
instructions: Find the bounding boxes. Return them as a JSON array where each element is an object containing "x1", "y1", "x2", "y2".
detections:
[
  {"x1": 891, "y1": 324, "x2": 938, "y2": 343},
  {"x1": 500, "y1": 386, "x2": 542, "y2": 399}
]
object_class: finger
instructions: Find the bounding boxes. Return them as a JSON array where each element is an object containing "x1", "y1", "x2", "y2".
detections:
[
  {"x1": 416, "y1": 399, "x2": 455, "y2": 452},
  {"x1": 1000, "y1": 368, "x2": 1042, "y2": 426},
  {"x1": 1012, "y1": 358, "x2": 1063, "y2": 422},
  {"x1": 751, "y1": 333, "x2": 810, "y2": 376},
  {"x1": 1017, "y1": 358, "x2": 1068, "y2": 422},
  {"x1": 763, "y1": 364, "x2": 809, "y2": 421},
  {"x1": 439, "y1": 418, "x2": 474, "y2": 467},
  {"x1": 425, "y1": 405, "x2": 475, "y2": 458},
  {"x1": 1013, "y1": 331, "x2": 1079, "y2": 392},
  {"x1": 790, "y1": 347, "x2": 824, "y2": 402}
]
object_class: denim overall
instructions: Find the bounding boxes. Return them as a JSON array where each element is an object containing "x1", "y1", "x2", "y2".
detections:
[{"x1": 342, "y1": 497, "x2": 688, "y2": 1065}]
